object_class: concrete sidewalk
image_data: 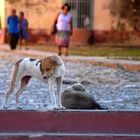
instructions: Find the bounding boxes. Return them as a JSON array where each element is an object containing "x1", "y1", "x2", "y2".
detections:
[{"x1": 0, "y1": 44, "x2": 140, "y2": 71}]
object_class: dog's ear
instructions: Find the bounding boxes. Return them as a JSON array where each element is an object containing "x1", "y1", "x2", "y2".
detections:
[
  {"x1": 41, "y1": 57, "x2": 58, "y2": 72},
  {"x1": 40, "y1": 60, "x2": 44, "y2": 74}
]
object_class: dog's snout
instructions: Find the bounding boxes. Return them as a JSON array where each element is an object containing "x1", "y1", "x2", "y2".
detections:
[
  {"x1": 43, "y1": 72, "x2": 48, "y2": 79},
  {"x1": 43, "y1": 76, "x2": 47, "y2": 79}
]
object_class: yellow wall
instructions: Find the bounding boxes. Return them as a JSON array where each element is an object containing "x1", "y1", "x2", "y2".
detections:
[
  {"x1": 93, "y1": 0, "x2": 112, "y2": 31},
  {"x1": 4, "y1": 0, "x2": 113, "y2": 31},
  {"x1": 0, "y1": 0, "x2": 5, "y2": 43},
  {"x1": 5, "y1": 0, "x2": 63, "y2": 29},
  {"x1": 0, "y1": 0, "x2": 5, "y2": 28}
]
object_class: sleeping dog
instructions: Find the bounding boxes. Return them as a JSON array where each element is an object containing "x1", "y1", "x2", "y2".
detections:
[{"x1": 3, "y1": 55, "x2": 65, "y2": 110}]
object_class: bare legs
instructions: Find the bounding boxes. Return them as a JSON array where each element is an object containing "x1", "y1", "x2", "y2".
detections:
[
  {"x1": 58, "y1": 46, "x2": 62, "y2": 56},
  {"x1": 64, "y1": 47, "x2": 69, "y2": 56},
  {"x1": 58, "y1": 46, "x2": 69, "y2": 56},
  {"x1": 19, "y1": 38, "x2": 28, "y2": 50}
]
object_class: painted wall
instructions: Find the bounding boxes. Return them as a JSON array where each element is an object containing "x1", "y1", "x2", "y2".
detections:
[
  {"x1": 0, "y1": 0, "x2": 5, "y2": 43},
  {"x1": 5, "y1": 0, "x2": 62, "y2": 29},
  {"x1": 93, "y1": 0, "x2": 112, "y2": 31},
  {"x1": 2, "y1": 0, "x2": 140, "y2": 44},
  {"x1": 93, "y1": 0, "x2": 140, "y2": 44},
  {"x1": 4, "y1": 0, "x2": 63, "y2": 44},
  {"x1": 93, "y1": 0, "x2": 131, "y2": 31},
  {"x1": 4, "y1": 0, "x2": 92, "y2": 45}
]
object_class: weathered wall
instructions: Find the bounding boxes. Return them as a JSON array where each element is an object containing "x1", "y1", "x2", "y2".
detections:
[
  {"x1": 5, "y1": 0, "x2": 62, "y2": 28},
  {"x1": 93, "y1": 0, "x2": 116, "y2": 43},
  {"x1": 5, "y1": 0, "x2": 62, "y2": 44},
  {"x1": 0, "y1": 0, "x2": 5, "y2": 43},
  {"x1": 4, "y1": 0, "x2": 92, "y2": 45},
  {"x1": 2, "y1": 0, "x2": 140, "y2": 45},
  {"x1": 93, "y1": 0, "x2": 112, "y2": 31},
  {"x1": 93, "y1": 0, "x2": 140, "y2": 44}
]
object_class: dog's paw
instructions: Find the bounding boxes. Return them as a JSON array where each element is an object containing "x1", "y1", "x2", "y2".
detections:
[
  {"x1": 3, "y1": 106, "x2": 8, "y2": 110},
  {"x1": 17, "y1": 107, "x2": 22, "y2": 110},
  {"x1": 47, "y1": 105, "x2": 56, "y2": 110},
  {"x1": 60, "y1": 106, "x2": 66, "y2": 110},
  {"x1": 59, "y1": 105, "x2": 66, "y2": 110},
  {"x1": 53, "y1": 105, "x2": 60, "y2": 110},
  {"x1": 47, "y1": 105, "x2": 63, "y2": 110},
  {"x1": 53, "y1": 107, "x2": 59, "y2": 110}
]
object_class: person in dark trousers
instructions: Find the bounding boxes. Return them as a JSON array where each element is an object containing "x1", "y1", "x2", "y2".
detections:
[{"x1": 7, "y1": 9, "x2": 19, "y2": 50}]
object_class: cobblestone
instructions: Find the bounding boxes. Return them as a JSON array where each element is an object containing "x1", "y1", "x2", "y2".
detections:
[{"x1": 0, "y1": 53, "x2": 139, "y2": 110}]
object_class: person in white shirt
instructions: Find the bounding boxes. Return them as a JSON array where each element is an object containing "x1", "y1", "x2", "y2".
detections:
[{"x1": 53, "y1": 3, "x2": 73, "y2": 56}]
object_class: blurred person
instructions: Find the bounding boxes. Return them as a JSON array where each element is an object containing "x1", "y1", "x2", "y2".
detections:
[
  {"x1": 18, "y1": 11, "x2": 29, "y2": 50},
  {"x1": 83, "y1": 15, "x2": 90, "y2": 29},
  {"x1": 7, "y1": 9, "x2": 19, "y2": 50},
  {"x1": 53, "y1": 3, "x2": 73, "y2": 56}
]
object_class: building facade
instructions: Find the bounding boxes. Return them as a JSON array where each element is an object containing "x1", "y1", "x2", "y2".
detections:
[{"x1": 0, "y1": 0, "x2": 140, "y2": 45}]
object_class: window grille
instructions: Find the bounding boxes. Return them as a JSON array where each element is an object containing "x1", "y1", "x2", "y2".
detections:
[{"x1": 63, "y1": 0, "x2": 93, "y2": 29}]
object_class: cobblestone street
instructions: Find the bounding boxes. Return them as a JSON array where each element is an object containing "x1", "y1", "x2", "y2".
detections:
[{"x1": 0, "y1": 48, "x2": 139, "y2": 110}]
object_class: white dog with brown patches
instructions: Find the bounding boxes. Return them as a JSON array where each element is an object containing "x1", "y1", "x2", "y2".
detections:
[{"x1": 3, "y1": 55, "x2": 65, "y2": 110}]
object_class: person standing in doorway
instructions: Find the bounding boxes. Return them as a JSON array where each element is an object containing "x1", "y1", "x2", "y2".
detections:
[
  {"x1": 18, "y1": 11, "x2": 29, "y2": 50},
  {"x1": 54, "y1": 3, "x2": 73, "y2": 56},
  {"x1": 7, "y1": 9, "x2": 19, "y2": 50}
]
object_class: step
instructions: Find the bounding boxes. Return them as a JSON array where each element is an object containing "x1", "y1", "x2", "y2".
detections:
[
  {"x1": 0, "y1": 110, "x2": 139, "y2": 134},
  {"x1": 0, "y1": 133, "x2": 140, "y2": 140}
]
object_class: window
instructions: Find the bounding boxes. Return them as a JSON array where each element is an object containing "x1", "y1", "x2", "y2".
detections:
[{"x1": 63, "y1": 0, "x2": 93, "y2": 29}]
